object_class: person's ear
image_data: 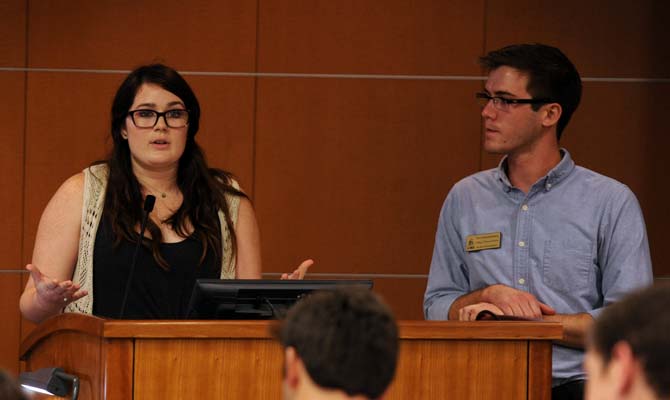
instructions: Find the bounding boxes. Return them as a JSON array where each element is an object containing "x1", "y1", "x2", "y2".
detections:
[
  {"x1": 541, "y1": 103, "x2": 562, "y2": 129},
  {"x1": 610, "y1": 341, "x2": 637, "y2": 395},
  {"x1": 284, "y1": 347, "x2": 300, "y2": 390},
  {"x1": 121, "y1": 127, "x2": 128, "y2": 140}
]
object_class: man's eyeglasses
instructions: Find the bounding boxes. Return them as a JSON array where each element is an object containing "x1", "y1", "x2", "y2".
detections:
[
  {"x1": 127, "y1": 109, "x2": 190, "y2": 128},
  {"x1": 475, "y1": 92, "x2": 553, "y2": 112}
]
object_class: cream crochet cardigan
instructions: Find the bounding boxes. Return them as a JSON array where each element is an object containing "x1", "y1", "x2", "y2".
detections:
[{"x1": 65, "y1": 164, "x2": 240, "y2": 314}]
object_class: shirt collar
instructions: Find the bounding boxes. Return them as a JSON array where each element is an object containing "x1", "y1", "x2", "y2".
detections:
[{"x1": 496, "y1": 148, "x2": 575, "y2": 193}]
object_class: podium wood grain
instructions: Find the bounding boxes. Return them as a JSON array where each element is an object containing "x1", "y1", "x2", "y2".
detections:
[{"x1": 21, "y1": 314, "x2": 561, "y2": 400}]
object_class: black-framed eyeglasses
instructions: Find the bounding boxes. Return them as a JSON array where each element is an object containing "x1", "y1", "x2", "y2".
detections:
[
  {"x1": 127, "y1": 109, "x2": 190, "y2": 128},
  {"x1": 475, "y1": 92, "x2": 553, "y2": 111}
]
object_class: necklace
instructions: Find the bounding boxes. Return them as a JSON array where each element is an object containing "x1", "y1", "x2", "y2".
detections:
[
  {"x1": 140, "y1": 184, "x2": 182, "y2": 225},
  {"x1": 138, "y1": 180, "x2": 178, "y2": 199}
]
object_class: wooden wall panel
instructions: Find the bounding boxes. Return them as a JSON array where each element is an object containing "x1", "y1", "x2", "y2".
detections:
[
  {"x1": 28, "y1": 0, "x2": 257, "y2": 71},
  {"x1": 564, "y1": 83, "x2": 670, "y2": 275},
  {"x1": 0, "y1": 72, "x2": 25, "y2": 270},
  {"x1": 0, "y1": 273, "x2": 22, "y2": 374},
  {"x1": 22, "y1": 72, "x2": 118, "y2": 262},
  {"x1": 187, "y1": 76, "x2": 256, "y2": 194},
  {"x1": 0, "y1": 62, "x2": 23, "y2": 381},
  {"x1": 258, "y1": 0, "x2": 485, "y2": 74},
  {"x1": 254, "y1": 78, "x2": 481, "y2": 275},
  {"x1": 301, "y1": 275, "x2": 427, "y2": 320},
  {"x1": 371, "y1": 277, "x2": 427, "y2": 320},
  {"x1": 0, "y1": 0, "x2": 25, "y2": 67},
  {"x1": 0, "y1": 66, "x2": 23, "y2": 371},
  {"x1": 485, "y1": 0, "x2": 670, "y2": 77}
]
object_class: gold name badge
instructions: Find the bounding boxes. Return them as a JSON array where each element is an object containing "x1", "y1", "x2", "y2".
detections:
[{"x1": 465, "y1": 232, "x2": 502, "y2": 252}]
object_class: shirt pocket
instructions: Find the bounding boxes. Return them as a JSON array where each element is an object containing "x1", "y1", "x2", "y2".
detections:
[{"x1": 542, "y1": 239, "x2": 593, "y2": 293}]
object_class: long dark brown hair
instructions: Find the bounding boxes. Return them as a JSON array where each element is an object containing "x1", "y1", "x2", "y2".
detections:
[{"x1": 99, "y1": 64, "x2": 244, "y2": 270}]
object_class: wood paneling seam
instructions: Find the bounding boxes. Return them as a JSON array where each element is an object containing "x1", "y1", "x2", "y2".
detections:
[{"x1": 3, "y1": 68, "x2": 667, "y2": 83}]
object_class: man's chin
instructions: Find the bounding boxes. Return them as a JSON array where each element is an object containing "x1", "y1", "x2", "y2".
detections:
[{"x1": 483, "y1": 142, "x2": 507, "y2": 155}]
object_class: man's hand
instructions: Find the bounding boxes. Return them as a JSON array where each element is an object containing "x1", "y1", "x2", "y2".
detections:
[
  {"x1": 481, "y1": 284, "x2": 556, "y2": 319},
  {"x1": 459, "y1": 302, "x2": 504, "y2": 321}
]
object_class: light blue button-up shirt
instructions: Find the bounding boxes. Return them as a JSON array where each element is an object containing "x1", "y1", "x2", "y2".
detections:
[{"x1": 424, "y1": 149, "x2": 653, "y2": 385}]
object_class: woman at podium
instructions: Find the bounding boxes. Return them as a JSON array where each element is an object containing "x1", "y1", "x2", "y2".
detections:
[{"x1": 19, "y1": 64, "x2": 311, "y2": 323}]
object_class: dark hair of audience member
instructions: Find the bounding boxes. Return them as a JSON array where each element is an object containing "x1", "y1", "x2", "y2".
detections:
[
  {"x1": 591, "y1": 284, "x2": 670, "y2": 397},
  {"x1": 0, "y1": 370, "x2": 27, "y2": 400},
  {"x1": 278, "y1": 288, "x2": 399, "y2": 398}
]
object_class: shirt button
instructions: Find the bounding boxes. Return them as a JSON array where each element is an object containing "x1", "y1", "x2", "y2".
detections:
[
  {"x1": 518, "y1": 241, "x2": 525, "y2": 247},
  {"x1": 546, "y1": 183, "x2": 552, "y2": 190},
  {"x1": 518, "y1": 278, "x2": 525, "y2": 285},
  {"x1": 522, "y1": 204, "x2": 529, "y2": 211}
]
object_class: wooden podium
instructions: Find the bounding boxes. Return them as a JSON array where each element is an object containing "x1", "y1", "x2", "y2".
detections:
[{"x1": 20, "y1": 314, "x2": 561, "y2": 399}]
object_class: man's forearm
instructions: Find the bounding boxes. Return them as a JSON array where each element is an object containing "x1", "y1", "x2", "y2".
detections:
[{"x1": 543, "y1": 313, "x2": 593, "y2": 348}]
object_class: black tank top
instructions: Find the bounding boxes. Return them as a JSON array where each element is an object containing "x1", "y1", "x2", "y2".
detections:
[{"x1": 92, "y1": 217, "x2": 220, "y2": 319}]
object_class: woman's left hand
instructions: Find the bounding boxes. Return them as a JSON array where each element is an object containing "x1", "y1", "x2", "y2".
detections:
[{"x1": 281, "y1": 259, "x2": 314, "y2": 280}]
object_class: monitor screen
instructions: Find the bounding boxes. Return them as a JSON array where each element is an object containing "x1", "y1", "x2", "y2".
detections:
[{"x1": 185, "y1": 279, "x2": 373, "y2": 319}]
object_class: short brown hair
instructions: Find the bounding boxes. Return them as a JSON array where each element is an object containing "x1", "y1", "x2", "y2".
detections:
[
  {"x1": 0, "y1": 370, "x2": 27, "y2": 400},
  {"x1": 480, "y1": 43, "x2": 582, "y2": 140},
  {"x1": 591, "y1": 284, "x2": 670, "y2": 397},
  {"x1": 278, "y1": 287, "x2": 399, "y2": 398}
]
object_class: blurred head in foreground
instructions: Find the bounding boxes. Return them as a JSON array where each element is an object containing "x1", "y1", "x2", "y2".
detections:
[
  {"x1": 585, "y1": 284, "x2": 670, "y2": 400},
  {"x1": 278, "y1": 287, "x2": 399, "y2": 400},
  {"x1": 0, "y1": 369, "x2": 27, "y2": 400}
]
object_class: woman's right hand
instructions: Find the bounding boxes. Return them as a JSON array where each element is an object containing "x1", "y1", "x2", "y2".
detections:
[{"x1": 26, "y1": 264, "x2": 88, "y2": 310}]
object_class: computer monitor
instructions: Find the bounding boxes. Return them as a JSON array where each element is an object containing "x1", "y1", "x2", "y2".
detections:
[{"x1": 185, "y1": 279, "x2": 374, "y2": 319}]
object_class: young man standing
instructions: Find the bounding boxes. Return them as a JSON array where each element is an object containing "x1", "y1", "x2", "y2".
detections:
[{"x1": 424, "y1": 43, "x2": 653, "y2": 399}]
